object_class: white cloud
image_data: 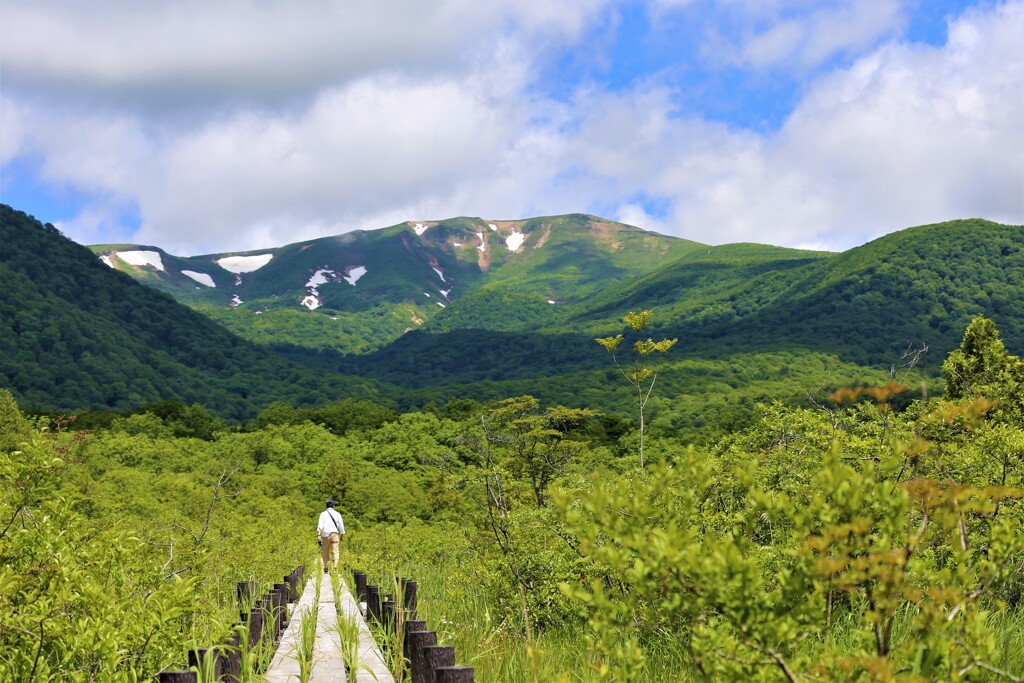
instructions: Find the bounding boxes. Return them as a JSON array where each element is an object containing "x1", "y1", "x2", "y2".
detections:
[
  {"x1": 562, "y1": 1, "x2": 1024, "y2": 248},
  {"x1": 653, "y1": 0, "x2": 908, "y2": 73},
  {"x1": 0, "y1": 98, "x2": 27, "y2": 164},
  {"x1": 0, "y1": 0, "x2": 610, "y2": 106},
  {"x1": 2, "y1": 1, "x2": 1020, "y2": 255}
]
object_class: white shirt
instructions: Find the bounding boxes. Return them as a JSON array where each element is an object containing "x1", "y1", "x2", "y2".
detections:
[{"x1": 318, "y1": 508, "x2": 345, "y2": 536}]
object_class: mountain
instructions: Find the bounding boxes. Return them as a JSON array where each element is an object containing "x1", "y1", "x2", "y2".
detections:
[
  {"x1": 10, "y1": 201, "x2": 1022, "y2": 440},
  {"x1": 92, "y1": 214, "x2": 703, "y2": 353},
  {"x1": 343, "y1": 218, "x2": 1022, "y2": 388},
  {"x1": 0, "y1": 205, "x2": 381, "y2": 419}
]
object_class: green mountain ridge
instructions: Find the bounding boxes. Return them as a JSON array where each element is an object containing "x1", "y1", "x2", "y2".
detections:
[
  {"x1": 0, "y1": 205, "x2": 384, "y2": 419},
  {"x1": 92, "y1": 214, "x2": 703, "y2": 352},
  {"x1": 86, "y1": 211, "x2": 1024, "y2": 384},
  {"x1": 6, "y1": 202, "x2": 1022, "y2": 440}
]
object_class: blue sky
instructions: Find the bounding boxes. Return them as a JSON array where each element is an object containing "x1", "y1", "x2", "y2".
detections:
[{"x1": 1, "y1": 0, "x2": 1021, "y2": 255}]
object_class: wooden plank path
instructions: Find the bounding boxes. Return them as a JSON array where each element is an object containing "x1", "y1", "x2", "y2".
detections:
[{"x1": 264, "y1": 572, "x2": 394, "y2": 683}]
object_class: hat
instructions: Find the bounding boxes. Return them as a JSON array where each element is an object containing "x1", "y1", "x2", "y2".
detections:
[{"x1": 326, "y1": 500, "x2": 334, "y2": 507}]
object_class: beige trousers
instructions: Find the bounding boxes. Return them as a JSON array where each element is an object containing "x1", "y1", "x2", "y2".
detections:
[{"x1": 321, "y1": 533, "x2": 340, "y2": 569}]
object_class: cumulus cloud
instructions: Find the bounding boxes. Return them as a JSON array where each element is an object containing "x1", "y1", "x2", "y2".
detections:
[
  {"x1": 650, "y1": 0, "x2": 908, "y2": 72},
  {"x1": 561, "y1": 1, "x2": 1024, "y2": 248},
  {"x1": 0, "y1": 0, "x2": 610, "y2": 107},
  {"x1": 1, "y1": 0, "x2": 1020, "y2": 255}
]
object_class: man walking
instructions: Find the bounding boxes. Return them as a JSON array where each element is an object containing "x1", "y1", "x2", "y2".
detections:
[{"x1": 317, "y1": 500, "x2": 345, "y2": 573}]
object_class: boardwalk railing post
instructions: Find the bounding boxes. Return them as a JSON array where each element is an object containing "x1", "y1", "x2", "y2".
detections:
[
  {"x1": 245, "y1": 608, "x2": 263, "y2": 664},
  {"x1": 408, "y1": 629, "x2": 437, "y2": 683},
  {"x1": 353, "y1": 571, "x2": 368, "y2": 602},
  {"x1": 435, "y1": 666, "x2": 474, "y2": 682},
  {"x1": 236, "y1": 580, "x2": 256, "y2": 607},
  {"x1": 403, "y1": 580, "x2": 418, "y2": 613},
  {"x1": 423, "y1": 645, "x2": 456, "y2": 683},
  {"x1": 159, "y1": 673, "x2": 197, "y2": 683},
  {"x1": 188, "y1": 647, "x2": 220, "y2": 679},
  {"x1": 273, "y1": 583, "x2": 289, "y2": 630},
  {"x1": 259, "y1": 595, "x2": 274, "y2": 649},
  {"x1": 285, "y1": 573, "x2": 296, "y2": 602},
  {"x1": 367, "y1": 585, "x2": 381, "y2": 624},
  {"x1": 403, "y1": 619, "x2": 426, "y2": 671},
  {"x1": 220, "y1": 631, "x2": 241, "y2": 682},
  {"x1": 382, "y1": 598, "x2": 397, "y2": 639}
]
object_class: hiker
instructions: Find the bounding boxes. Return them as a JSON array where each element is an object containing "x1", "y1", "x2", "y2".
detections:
[{"x1": 317, "y1": 500, "x2": 346, "y2": 573}]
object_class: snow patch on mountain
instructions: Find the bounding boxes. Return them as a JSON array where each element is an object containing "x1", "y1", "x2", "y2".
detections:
[
  {"x1": 548, "y1": 300, "x2": 557, "y2": 304},
  {"x1": 118, "y1": 250, "x2": 164, "y2": 271},
  {"x1": 413, "y1": 223, "x2": 429, "y2": 236},
  {"x1": 432, "y1": 267, "x2": 446, "y2": 282},
  {"x1": 488, "y1": 224, "x2": 498, "y2": 231},
  {"x1": 436, "y1": 301, "x2": 446, "y2": 308},
  {"x1": 302, "y1": 268, "x2": 337, "y2": 310},
  {"x1": 438, "y1": 288, "x2": 451, "y2": 299},
  {"x1": 476, "y1": 232, "x2": 486, "y2": 252},
  {"x1": 505, "y1": 231, "x2": 525, "y2": 252},
  {"x1": 182, "y1": 270, "x2": 216, "y2": 287},
  {"x1": 453, "y1": 242, "x2": 462, "y2": 247},
  {"x1": 306, "y1": 268, "x2": 336, "y2": 289},
  {"x1": 230, "y1": 295, "x2": 243, "y2": 307},
  {"x1": 344, "y1": 266, "x2": 367, "y2": 285},
  {"x1": 217, "y1": 254, "x2": 273, "y2": 273},
  {"x1": 100, "y1": 255, "x2": 114, "y2": 268}
]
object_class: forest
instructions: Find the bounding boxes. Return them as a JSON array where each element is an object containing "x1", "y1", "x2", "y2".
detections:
[{"x1": 3, "y1": 315, "x2": 1024, "y2": 681}]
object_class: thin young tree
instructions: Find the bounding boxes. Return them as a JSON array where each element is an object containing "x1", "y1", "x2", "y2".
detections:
[{"x1": 596, "y1": 310, "x2": 677, "y2": 469}]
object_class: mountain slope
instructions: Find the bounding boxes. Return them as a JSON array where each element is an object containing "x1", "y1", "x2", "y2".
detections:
[
  {"x1": 93, "y1": 214, "x2": 699, "y2": 352},
  {"x1": 1, "y1": 205, "x2": 381, "y2": 418},
  {"x1": 336, "y1": 219, "x2": 1023, "y2": 394},
  {"x1": 662, "y1": 219, "x2": 1024, "y2": 364},
  {"x1": 7, "y1": 200, "x2": 1022, "y2": 444}
]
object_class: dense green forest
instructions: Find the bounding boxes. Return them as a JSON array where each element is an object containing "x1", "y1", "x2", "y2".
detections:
[
  {"x1": 6, "y1": 204, "x2": 1023, "y2": 446},
  {"x1": 3, "y1": 316, "x2": 1024, "y2": 681},
  {"x1": 0, "y1": 205, "x2": 384, "y2": 419}
]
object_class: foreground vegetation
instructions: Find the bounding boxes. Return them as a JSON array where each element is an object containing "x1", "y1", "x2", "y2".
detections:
[{"x1": 3, "y1": 316, "x2": 1024, "y2": 681}]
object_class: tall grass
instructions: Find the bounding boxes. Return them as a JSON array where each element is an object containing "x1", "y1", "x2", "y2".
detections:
[
  {"x1": 350, "y1": 559, "x2": 1024, "y2": 681},
  {"x1": 333, "y1": 606, "x2": 365, "y2": 680},
  {"x1": 347, "y1": 554, "x2": 1024, "y2": 682},
  {"x1": 352, "y1": 559, "x2": 625, "y2": 682},
  {"x1": 297, "y1": 603, "x2": 319, "y2": 683}
]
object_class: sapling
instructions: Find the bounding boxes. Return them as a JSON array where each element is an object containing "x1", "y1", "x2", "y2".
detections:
[{"x1": 596, "y1": 310, "x2": 677, "y2": 468}]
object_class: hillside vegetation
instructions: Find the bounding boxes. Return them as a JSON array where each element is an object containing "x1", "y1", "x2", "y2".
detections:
[
  {"x1": 93, "y1": 213, "x2": 700, "y2": 354},
  {"x1": 3, "y1": 316, "x2": 1024, "y2": 681},
  {"x1": 0, "y1": 205, "x2": 382, "y2": 419}
]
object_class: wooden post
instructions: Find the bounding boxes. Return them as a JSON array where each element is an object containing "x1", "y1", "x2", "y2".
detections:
[
  {"x1": 403, "y1": 579, "x2": 418, "y2": 613},
  {"x1": 219, "y1": 632, "x2": 241, "y2": 682},
  {"x1": 403, "y1": 620, "x2": 427, "y2": 668},
  {"x1": 382, "y1": 599, "x2": 397, "y2": 636},
  {"x1": 353, "y1": 571, "x2": 368, "y2": 602},
  {"x1": 408, "y1": 629, "x2": 437, "y2": 683},
  {"x1": 435, "y1": 666, "x2": 474, "y2": 683},
  {"x1": 189, "y1": 647, "x2": 220, "y2": 678},
  {"x1": 423, "y1": 646, "x2": 456, "y2": 683},
  {"x1": 159, "y1": 673, "x2": 197, "y2": 683},
  {"x1": 237, "y1": 580, "x2": 256, "y2": 605},
  {"x1": 259, "y1": 596, "x2": 274, "y2": 645},
  {"x1": 284, "y1": 573, "x2": 295, "y2": 602},
  {"x1": 273, "y1": 584, "x2": 289, "y2": 630},
  {"x1": 367, "y1": 585, "x2": 380, "y2": 624},
  {"x1": 246, "y1": 609, "x2": 263, "y2": 658}
]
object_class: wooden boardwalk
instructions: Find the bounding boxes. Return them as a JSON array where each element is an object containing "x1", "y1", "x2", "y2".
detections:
[{"x1": 264, "y1": 572, "x2": 394, "y2": 683}]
